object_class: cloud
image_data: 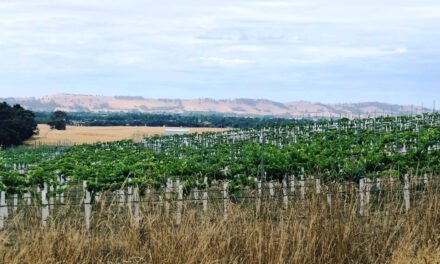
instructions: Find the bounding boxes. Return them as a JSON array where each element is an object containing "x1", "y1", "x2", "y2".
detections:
[
  {"x1": 219, "y1": 45, "x2": 266, "y2": 53},
  {"x1": 191, "y1": 57, "x2": 255, "y2": 67},
  {"x1": 0, "y1": 0, "x2": 438, "y2": 105},
  {"x1": 0, "y1": 2, "x2": 17, "y2": 9},
  {"x1": 289, "y1": 47, "x2": 408, "y2": 64},
  {"x1": 254, "y1": 1, "x2": 311, "y2": 8},
  {"x1": 97, "y1": 52, "x2": 146, "y2": 66}
]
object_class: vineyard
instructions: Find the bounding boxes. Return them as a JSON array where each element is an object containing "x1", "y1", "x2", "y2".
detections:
[
  {"x1": 2, "y1": 113, "x2": 439, "y2": 193},
  {"x1": 0, "y1": 114, "x2": 440, "y2": 262}
]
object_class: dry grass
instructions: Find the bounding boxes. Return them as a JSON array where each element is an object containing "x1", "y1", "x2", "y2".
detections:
[
  {"x1": 25, "y1": 125, "x2": 228, "y2": 146},
  {"x1": 0, "y1": 187, "x2": 439, "y2": 264}
]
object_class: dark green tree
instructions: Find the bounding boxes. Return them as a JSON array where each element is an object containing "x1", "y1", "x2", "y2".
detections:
[
  {"x1": 0, "y1": 102, "x2": 38, "y2": 147},
  {"x1": 49, "y1": 111, "x2": 68, "y2": 130}
]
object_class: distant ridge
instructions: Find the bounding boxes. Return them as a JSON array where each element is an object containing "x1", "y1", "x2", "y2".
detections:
[{"x1": 1, "y1": 94, "x2": 429, "y2": 118}]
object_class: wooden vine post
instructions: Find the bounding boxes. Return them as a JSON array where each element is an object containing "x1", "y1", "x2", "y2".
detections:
[
  {"x1": 269, "y1": 180, "x2": 274, "y2": 199},
  {"x1": 203, "y1": 177, "x2": 208, "y2": 212},
  {"x1": 223, "y1": 182, "x2": 228, "y2": 221},
  {"x1": 0, "y1": 191, "x2": 6, "y2": 229},
  {"x1": 290, "y1": 174, "x2": 295, "y2": 193},
  {"x1": 41, "y1": 188, "x2": 49, "y2": 228},
  {"x1": 282, "y1": 178, "x2": 288, "y2": 210},
  {"x1": 49, "y1": 185, "x2": 54, "y2": 210},
  {"x1": 12, "y1": 193, "x2": 18, "y2": 213},
  {"x1": 359, "y1": 178, "x2": 365, "y2": 216},
  {"x1": 133, "y1": 186, "x2": 140, "y2": 226},
  {"x1": 127, "y1": 179, "x2": 133, "y2": 214},
  {"x1": 256, "y1": 177, "x2": 262, "y2": 214},
  {"x1": 24, "y1": 192, "x2": 32, "y2": 205},
  {"x1": 176, "y1": 183, "x2": 183, "y2": 226},
  {"x1": 316, "y1": 178, "x2": 321, "y2": 194},
  {"x1": 403, "y1": 174, "x2": 410, "y2": 213},
  {"x1": 326, "y1": 186, "x2": 332, "y2": 207},
  {"x1": 300, "y1": 174, "x2": 305, "y2": 200},
  {"x1": 83, "y1": 181, "x2": 91, "y2": 230},
  {"x1": 165, "y1": 179, "x2": 172, "y2": 216}
]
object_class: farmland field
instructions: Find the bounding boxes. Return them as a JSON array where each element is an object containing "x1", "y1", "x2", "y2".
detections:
[
  {"x1": 1, "y1": 113, "x2": 440, "y2": 263},
  {"x1": 25, "y1": 124, "x2": 227, "y2": 145}
]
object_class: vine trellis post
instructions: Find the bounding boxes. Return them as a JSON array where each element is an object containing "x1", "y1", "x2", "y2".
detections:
[
  {"x1": 282, "y1": 179, "x2": 288, "y2": 209},
  {"x1": 133, "y1": 186, "x2": 140, "y2": 226},
  {"x1": 176, "y1": 183, "x2": 183, "y2": 226},
  {"x1": 326, "y1": 186, "x2": 332, "y2": 207},
  {"x1": 258, "y1": 133, "x2": 265, "y2": 211},
  {"x1": 41, "y1": 188, "x2": 49, "y2": 228},
  {"x1": 359, "y1": 179, "x2": 365, "y2": 216},
  {"x1": 223, "y1": 182, "x2": 228, "y2": 221},
  {"x1": 300, "y1": 175, "x2": 305, "y2": 200},
  {"x1": 403, "y1": 174, "x2": 410, "y2": 213},
  {"x1": 203, "y1": 176, "x2": 208, "y2": 212},
  {"x1": 0, "y1": 191, "x2": 6, "y2": 229},
  {"x1": 290, "y1": 175, "x2": 295, "y2": 193},
  {"x1": 316, "y1": 179, "x2": 321, "y2": 194},
  {"x1": 83, "y1": 181, "x2": 91, "y2": 230},
  {"x1": 12, "y1": 194, "x2": 18, "y2": 213},
  {"x1": 127, "y1": 179, "x2": 133, "y2": 214},
  {"x1": 165, "y1": 179, "x2": 171, "y2": 216}
]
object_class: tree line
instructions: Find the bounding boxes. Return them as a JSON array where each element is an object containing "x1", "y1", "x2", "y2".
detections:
[{"x1": 34, "y1": 112, "x2": 308, "y2": 128}]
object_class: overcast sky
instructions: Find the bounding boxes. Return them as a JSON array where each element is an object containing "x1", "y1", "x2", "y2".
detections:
[{"x1": 0, "y1": 0, "x2": 439, "y2": 105}]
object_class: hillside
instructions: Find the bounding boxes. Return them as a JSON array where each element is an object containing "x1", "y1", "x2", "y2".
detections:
[{"x1": 1, "y1": 94, "x2": 428, "y2": 118}]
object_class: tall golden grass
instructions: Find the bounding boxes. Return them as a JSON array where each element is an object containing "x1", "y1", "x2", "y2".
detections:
[{"x1": 0, "y1": 182, "x2": 439, "y2": 264}]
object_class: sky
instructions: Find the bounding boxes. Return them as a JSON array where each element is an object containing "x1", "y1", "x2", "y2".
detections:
[{"x1": 0, "y1": 0, "x2": 439, "y2": 106}]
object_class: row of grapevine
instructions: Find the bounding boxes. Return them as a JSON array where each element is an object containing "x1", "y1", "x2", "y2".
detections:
[
  {"x1": 0, "y1": 173, "x2": 437, "y2": 229},
  {"x1": 0, "y1": 114, "x2": 439, "y2": 200}
]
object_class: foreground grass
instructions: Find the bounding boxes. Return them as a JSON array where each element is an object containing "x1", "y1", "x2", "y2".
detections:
[{"x1": 0, "y1": 188, "x2": 439, "y2": 264}]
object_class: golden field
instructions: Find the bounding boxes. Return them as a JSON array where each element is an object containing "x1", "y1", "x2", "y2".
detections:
[{"x1": 26, "y1": 124, "x2": 227, "y2": 146}]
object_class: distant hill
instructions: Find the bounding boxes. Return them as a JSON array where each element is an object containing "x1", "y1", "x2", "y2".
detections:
[{"x1": 1, "y1": 94, "x2": 429, "y2": 118}]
